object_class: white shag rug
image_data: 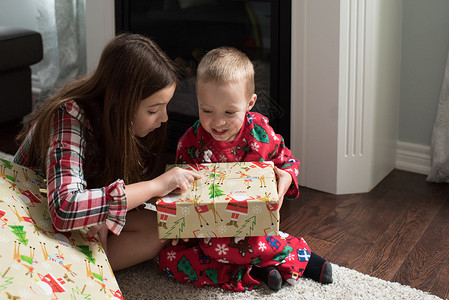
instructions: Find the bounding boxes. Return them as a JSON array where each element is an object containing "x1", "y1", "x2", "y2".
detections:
[
  {"x1": 115, "y1": 259, "x2": 442, "y2": 300},
  {"x1": 0, "y1": 151, "x2": 440, "y2": 300}
]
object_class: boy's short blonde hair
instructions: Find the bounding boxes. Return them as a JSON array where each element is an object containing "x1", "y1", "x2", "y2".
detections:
[{"x1": 196, "y1": 47, "x2": 255, "y2": 99}]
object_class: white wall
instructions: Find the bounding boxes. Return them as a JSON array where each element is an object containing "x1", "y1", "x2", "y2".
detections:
[
  {"x1": 395, "y1": 0, "x2": 449, "y2": 176},
  {"x1": 399, "y1": 0, "x2": 449, "y2": 146}
]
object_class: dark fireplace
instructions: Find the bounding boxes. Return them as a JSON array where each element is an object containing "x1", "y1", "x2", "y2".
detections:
[{"x1": 115, "y1": 0, "x2": 292, "y2": 152}]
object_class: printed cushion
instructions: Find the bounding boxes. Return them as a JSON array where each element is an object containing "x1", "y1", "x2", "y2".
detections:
[{"x1": 0, "y1": 159, "x2": 122, "y2": 299}]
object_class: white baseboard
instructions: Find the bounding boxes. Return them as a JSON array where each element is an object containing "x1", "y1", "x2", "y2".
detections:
[{"x1": 395, "y1": 141, "x2": 431, "y2": 175}]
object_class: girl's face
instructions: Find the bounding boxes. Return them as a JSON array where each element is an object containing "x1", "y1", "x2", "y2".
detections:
[
  {"x1": 197, "y1": 80, "x2": 256, "y2": 142},
  {"x1": 133, "y1": 84, "x2": 176, "y2": 137}
]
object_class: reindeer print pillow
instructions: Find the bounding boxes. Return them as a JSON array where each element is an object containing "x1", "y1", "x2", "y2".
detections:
[{"x1": 0, "y1": 159, "x2": 122, "y2": 299}]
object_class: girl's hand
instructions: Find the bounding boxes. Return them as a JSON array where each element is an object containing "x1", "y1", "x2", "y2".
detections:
[
  {"x1": 274, "y1": 166, "x2": 292, "y2": 210},
  {"x1": 153, "y1": 167, "x2": 202, "y2": 196},
  {"x1": 124, "y1": 168, "x2": 202, "y2": 211},
  {"x1": 87, "y1": 224, "x2": 109, "y2": 254}
]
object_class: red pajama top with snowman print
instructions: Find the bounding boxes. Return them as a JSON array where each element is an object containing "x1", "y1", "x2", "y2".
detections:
[{"x1": 158, "y1": 112, "x2": 311, "y2": 291}]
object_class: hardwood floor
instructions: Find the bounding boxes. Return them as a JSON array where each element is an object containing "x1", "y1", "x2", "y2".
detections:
[
  {"x1": 2, "y1": 120, "x2": 448, "y2": 299},
  {"x1": 280, "y1": 170, "x2": 449, "y2": 299}
]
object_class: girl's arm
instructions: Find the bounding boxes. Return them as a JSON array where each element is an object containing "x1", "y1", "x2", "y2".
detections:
[{"x1": 46, "y1": 102, "x2": 127, "y2": 234}]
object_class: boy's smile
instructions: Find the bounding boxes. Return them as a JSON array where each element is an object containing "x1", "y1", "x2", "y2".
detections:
[
  {"x1": 197, "y1": 80, "x2": 256, "y2": 142},
  {"x1": 212, "y1": 128, "x2": 227, "y2": 135}
]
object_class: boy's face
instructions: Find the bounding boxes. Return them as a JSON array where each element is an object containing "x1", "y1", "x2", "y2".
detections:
[
  {"x1": 197, "y1": 80, "x2": 256, "y2": 142},
  {"x1": 133, "y1": 84, "x2": 175, "y2": 137}
]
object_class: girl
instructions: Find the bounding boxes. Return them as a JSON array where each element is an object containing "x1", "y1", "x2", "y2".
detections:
[{"x1": 13, "y1": 33, "x2": 200, "y2": 271}]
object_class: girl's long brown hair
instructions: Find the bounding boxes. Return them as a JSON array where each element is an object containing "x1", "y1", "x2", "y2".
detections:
[{"x1": 16, "y1": 33, "x2": 178, "y2": 187}]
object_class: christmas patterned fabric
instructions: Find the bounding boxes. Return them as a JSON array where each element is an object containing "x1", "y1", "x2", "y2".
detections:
[
  {"x1": 158, "y1": 232, "x2": 311, "y2": 292},
  {"x1": 0, "y1": 159, "x2": 122, "y2": 299},
  {"x1": 175, "y1": 112, "x2": 300, "y2": 200}
]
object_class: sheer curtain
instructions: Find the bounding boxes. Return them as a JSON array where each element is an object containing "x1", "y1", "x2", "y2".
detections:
[
  {"x1": 32, "y1": 0, "x2": 86, "y2": 108},
  {"x1": 427, "y1": 50, "x2": 449, "y2": 182}
]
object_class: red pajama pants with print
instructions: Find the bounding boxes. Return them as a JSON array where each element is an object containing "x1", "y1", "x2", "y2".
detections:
[{"x1": 158, "y1": 233, "x2": 311, "y2": 292}]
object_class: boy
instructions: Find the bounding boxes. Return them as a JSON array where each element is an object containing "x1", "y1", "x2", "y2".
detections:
[{"x1": 158, "y1": 47, "x2": 332, "y2": 291}]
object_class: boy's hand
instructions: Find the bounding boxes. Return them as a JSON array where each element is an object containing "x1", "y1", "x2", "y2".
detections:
[
  {"x1": 274, "y1": 166, "x2": 292, "y2": 210},
  {"x1": 170, "y1": 238, "x2": 189, "y2": 246},
  {"x1": 159, "y1": 238, "x2": 189, "y2": 246}
]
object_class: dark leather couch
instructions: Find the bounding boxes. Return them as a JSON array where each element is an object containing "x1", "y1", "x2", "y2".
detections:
[{"x1": 0, "y1": 26, "x2": 43, "y2": 124}]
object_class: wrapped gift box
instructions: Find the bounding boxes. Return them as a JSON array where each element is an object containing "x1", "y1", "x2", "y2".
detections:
[
  {"x1": 0, "y1": 159, "x2": 122, "y2": 299},
  {"x1": 156, "y1": 161, "x2": 280, "y2": 239}
]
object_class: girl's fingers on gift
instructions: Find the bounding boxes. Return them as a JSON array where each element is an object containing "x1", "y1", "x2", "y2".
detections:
[
  {"x1": 172, "y1": 169, "x2": 203, "y2": 193},
  {"x1": 170, "y1": 187, "x2": 182, "y2": 194},
  {"x1": 189, "y1": 170, "x2": 203, "y2": 180},
  {"x1": 176, "y1": 177, "x2": 191, "y2": 193}
]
